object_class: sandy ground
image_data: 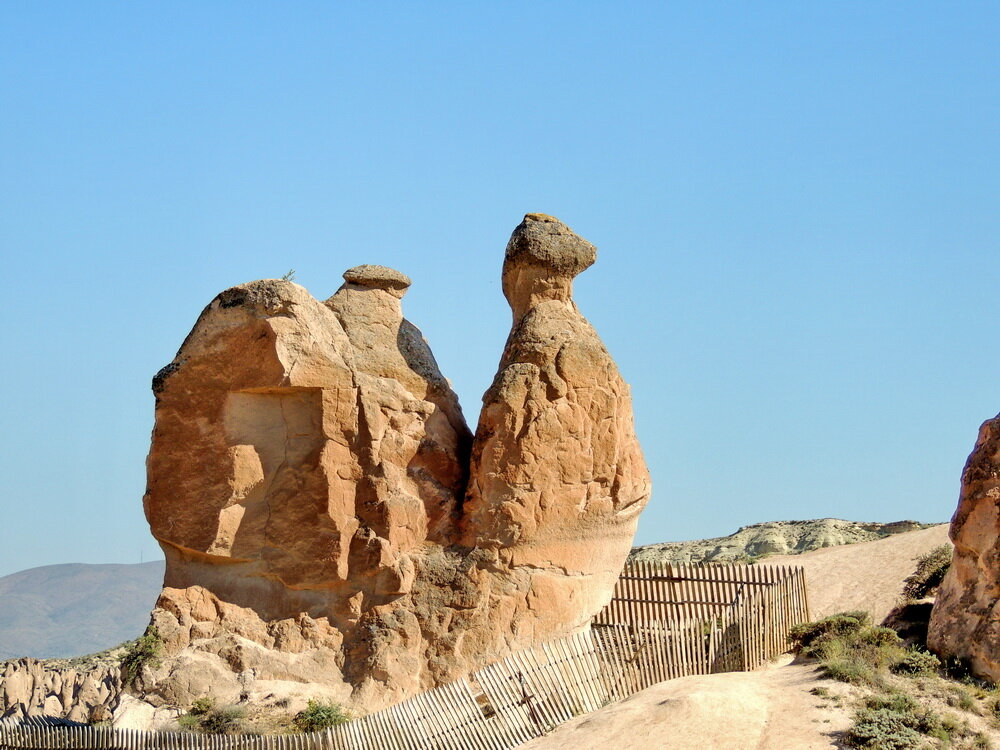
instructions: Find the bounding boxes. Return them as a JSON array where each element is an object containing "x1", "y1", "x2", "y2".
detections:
[
  {"x1": 523, "y1": 655, "x2": 855, "y2": 750},
  {"x1": 765, "y1": 524, "x2": 950, "y2": 624},
  {"x1": 525, "y1": 525, "x2": 953, "y2": 749}
]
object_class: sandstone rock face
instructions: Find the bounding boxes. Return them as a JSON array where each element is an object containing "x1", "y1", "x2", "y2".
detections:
[
  {"x1": 464, "y1": 214, "x2": 651, "y2": 624},
  {"x1": 928, "y1": 414, "x2": 1000, "y2": 681},
  {"x1": 136, "y1": 215, "x2": 650, "y2": 715}
]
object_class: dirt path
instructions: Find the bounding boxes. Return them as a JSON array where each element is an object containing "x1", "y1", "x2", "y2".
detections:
[
  {"x1": 522, "y1": 655, "x2": 855, "y2": 750},
  {"x1": 525, "y1": 525, "x2": 954, "y2": 749}
]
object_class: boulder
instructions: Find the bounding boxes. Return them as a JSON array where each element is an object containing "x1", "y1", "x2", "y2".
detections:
[{"x1": 928, "y1": 414, "x2": 1000, "y2": 680}]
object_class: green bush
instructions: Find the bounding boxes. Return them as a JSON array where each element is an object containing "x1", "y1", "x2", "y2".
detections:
[
  {"x1": 789, "y1": 611, "x2": 871, "y2": 654},
  {"x1": 860, "y1": 627, "x2": 904, "y2": 649},
  {"x1": 119, "y1": 626, "x2": 162, "y2": 685},
  {"x1": 179, "y1": 704, "x2": 246, "y2": 734},
  {"x1": 889, "y1": 649, "x2": 941, "y2": 676},
  {"x1": 177, "y1": 714, "x2": 201, "y2": 731},
  {"x1": 293, "y1": 700, "x2": 351, "y2": 733},
  {"x1": 846, "y1": 708, "x2": 922, "y2": 749},
  {"x1": 199, "y1": 706, "x2": 246, "y2": 735},
  {"x1": 902, "y1": 545, "x2": 952, "y2": 600},
  {"x1": 793, "y1": 613, "x2": 910, "y2": 687},
  {"x1": 846, "y1": 694, "x2": 943, "y2": 749},
  {"x1": 189, "y1": 697, "x2": 215, "y2": 716}
]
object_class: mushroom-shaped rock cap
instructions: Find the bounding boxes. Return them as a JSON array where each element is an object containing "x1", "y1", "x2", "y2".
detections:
[
  {"x1": 504, "y1": 214, "x2": 596, "y2": 278},
  {"x1": 342, "y1": 264, "x2": 412, "y2": 291}
]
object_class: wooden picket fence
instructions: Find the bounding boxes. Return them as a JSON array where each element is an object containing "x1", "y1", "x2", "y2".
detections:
[
  {"x1": 0, "y1": 563, "x2": 808, "y2": 750},
  {"x1": 594, "y1": 560, "x2": 811, "y2": 672}
]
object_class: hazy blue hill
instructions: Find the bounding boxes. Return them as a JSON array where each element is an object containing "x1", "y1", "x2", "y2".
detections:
[{"x1": 0, "y1": 561, "x2": 164, "y2": 659}]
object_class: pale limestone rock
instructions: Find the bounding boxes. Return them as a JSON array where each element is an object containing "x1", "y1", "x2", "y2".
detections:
[{"x1": 928, "y1": 414, "x2": 1000, "y2": 680}]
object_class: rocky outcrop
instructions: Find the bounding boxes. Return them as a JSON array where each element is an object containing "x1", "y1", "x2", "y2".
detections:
[
  {"x1": 0, "y1": 659, "x2": 120, "y2": 723},
  {"x1": 928, "y1": 414, "x2": 1000, "y2": 681},
  {"x1": 464, "y1": 213, "x2": 650, "y2": 623},
  {"x1": 132, "y1": 214, "x2": 650, "y2": 716}
]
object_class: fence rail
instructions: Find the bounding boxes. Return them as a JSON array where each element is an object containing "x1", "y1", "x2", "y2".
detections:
[{"x1": 0, "y1": 563, "x2": 808, "y2": 750}]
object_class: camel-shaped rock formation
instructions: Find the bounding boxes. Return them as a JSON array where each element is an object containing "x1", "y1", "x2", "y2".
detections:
[{"x1": 139, "y1": 214, "x2": 651, "y2": 713}]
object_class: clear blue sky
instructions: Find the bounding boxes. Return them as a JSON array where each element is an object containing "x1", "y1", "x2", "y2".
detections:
[{"x1": 1, "y1": 2, "x2": 997, "y2": 577}]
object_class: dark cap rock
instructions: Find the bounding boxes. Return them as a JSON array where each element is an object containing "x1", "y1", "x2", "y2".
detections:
[
  {"x1": 342, "y1": 265, "x2": 412, "y2": 291},
  {"x1": 504, "y1": 214, "x2": 596, "y2": 279}
]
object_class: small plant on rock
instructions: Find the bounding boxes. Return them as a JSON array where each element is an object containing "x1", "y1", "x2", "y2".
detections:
[
  {"x1": 902, "y1": 545, "x2": 952, "y2": 600},
  {"x1": 119, "y1": 626, "x2": 162, "y2": 685}
]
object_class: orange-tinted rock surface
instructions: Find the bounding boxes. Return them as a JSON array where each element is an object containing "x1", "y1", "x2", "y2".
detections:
[
  {"x1": 464, "y1": 214, "x2": 651, "y2": 621},
  {"x1": 928, "y1": 414, "x2": 1000, "y2": 681},
  {"x1": 138, "y1": 215, "x2": 650, "y2": 713}
]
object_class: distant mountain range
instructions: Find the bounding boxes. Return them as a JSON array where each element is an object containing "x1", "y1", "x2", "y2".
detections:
[{"x1": 0, "y1": 561, "x2": 164, "y2": 660}]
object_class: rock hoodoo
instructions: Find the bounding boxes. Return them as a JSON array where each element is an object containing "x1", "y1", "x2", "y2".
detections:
[
  {"x1": 0, "y1": 659, "x2": 121, "y2": 724},
  {"x1": 137, "y1": 215, "x2": 650, "y2": 714},
  {"x1": 928, "y1": 414, "x2": 1000, "y2": 681}
]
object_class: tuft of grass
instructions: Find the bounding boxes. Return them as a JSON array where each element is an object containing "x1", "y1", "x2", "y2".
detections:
[
  {"x1": 789, "y1": 611, "x2": 871, "y2": 654},
  {"x1": 119, "y1": 626, "x2": 162, "y2": 686},
  {"x1": 179, "y1": 699, "x2": 246, "y2": 735},
  {"x1": 292, "y1": 700, "x2": 351, "y2": 733},
  {"x1": 890, "y1": 649, "x2": 941, "y2": 676},
  {"x1": 189, "y1": 697, "x2": 215, "y2": 716},
  {"x1": 199, "y1": 706, "x2": 246, "y2": 735},
  {"x1": 809, "y1": 624, "x2": 905, "y2": 687},
  {"x1": 902, "y1": 545, "x2": 952, "y2": 601},
  {"x1": 945, "y1": 686, "x2": 979, "y2": 713}
]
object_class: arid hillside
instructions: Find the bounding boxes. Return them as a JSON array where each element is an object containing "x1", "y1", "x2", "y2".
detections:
[
  {"x1": 0, "y1": 561, "x2": 164, "y2": 659},
  {"x1": 630, "y1": 518, "x2": 935, "y2": 565}
]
